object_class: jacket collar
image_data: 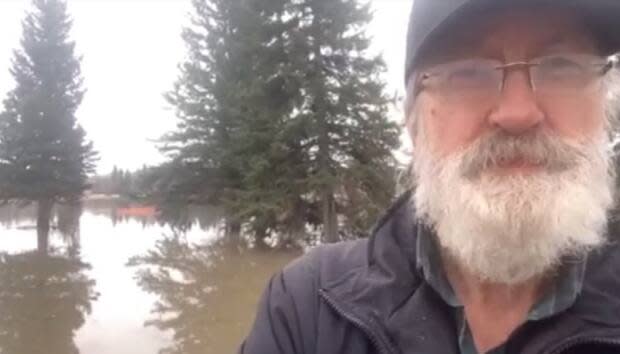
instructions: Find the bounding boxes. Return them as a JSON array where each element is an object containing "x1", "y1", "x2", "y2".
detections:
[
  {"x1": 323, "y1": 191, "x2": 459, "y2": 353},
  {"x1": 323, "y1": 191, "x2": 620, "y2": 353}
]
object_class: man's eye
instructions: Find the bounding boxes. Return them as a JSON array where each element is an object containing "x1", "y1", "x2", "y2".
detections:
[
  {"x1": 446, "y1": 61, "x2": 485, "y2": 77},
  {"x1": 450, "y1": 67, "x2": 480, "y2": 79},
  {"x1": 446, "y1": 66, "x2": 495, "y2": 88},
  {"x1": 538, "y1": 56, "x2": 585, "y2": 77}
]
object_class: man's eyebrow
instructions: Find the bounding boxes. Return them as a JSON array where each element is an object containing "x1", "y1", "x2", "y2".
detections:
[
  {"x1": 538, "y1": 29, "x2": 599, "y2": 53},
  {"x1": 540, "y1": 33, "x2": 572, "y2": 49}
]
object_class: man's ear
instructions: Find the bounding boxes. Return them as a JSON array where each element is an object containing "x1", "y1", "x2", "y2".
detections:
[
  {"x1": 404, "y1": 94, "x2": 421, "y2": 148},
  {"x1": 403, "y1": 74, "x2": 421, "y2": 144}
]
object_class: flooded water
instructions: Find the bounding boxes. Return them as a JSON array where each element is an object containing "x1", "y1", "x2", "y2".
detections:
[{"x1": 0, "y1": 202, "x2": 301, "y2": 354}]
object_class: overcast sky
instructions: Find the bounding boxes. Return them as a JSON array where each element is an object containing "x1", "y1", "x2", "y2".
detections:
[{"x1": 0, "y1": 0, "x2": 412, "y2": 174}]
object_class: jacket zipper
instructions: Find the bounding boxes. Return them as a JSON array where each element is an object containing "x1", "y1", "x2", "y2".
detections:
[
  {"x1": 319, "y1": 288, "x2": 396, "y2": 354},
  {"x1": 545, "y1": 336, "x2": 620, "y2": 354}
]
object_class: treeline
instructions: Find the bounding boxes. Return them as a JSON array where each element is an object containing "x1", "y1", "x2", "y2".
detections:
[
  {"x1": 90, "y1": 166, "x2": 154, "y2": 198},
  {"x1": 147, "y1": 0, "x2": 401, "y2": 247},
  {"x1": 0, "y1": 0, "x2": 403, "y2": 251}
]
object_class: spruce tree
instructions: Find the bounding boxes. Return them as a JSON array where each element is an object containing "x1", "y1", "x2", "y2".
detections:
[
  {"x1": 287, "y1": 0, "x2": 400, "y2": 242},
  {"x1": 163, "y1": 0, "x2": 400, "y2": 245},
  {"x1": 0, "y1": 0, "x2": 96, "y2": 253},
  {"x1": 163, "y1": 0, "x2": 302, "y2": 245},
  {"x1": 225, "y1": 0, "x2": 312, "y2": 245},
  {"x1": 163, "y1": 0, "x2": 245, "y2": 235}
]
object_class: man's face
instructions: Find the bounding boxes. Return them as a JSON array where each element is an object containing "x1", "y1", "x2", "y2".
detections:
[
  {"x1": 408, "y1": 8, "x2": 617, "y2": 284},
  {"x1": 411, "y1": 9, "x2": 605, "y2": 159}
]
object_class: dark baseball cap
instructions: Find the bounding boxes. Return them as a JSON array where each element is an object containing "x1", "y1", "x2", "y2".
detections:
[{"x1": 404, "y1": 0, "x2": 620, "y2": 84}]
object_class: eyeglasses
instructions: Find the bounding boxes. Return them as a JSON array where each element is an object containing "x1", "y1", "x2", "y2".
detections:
[{"x1": 415, "y1": 52, "x2": 620, "y2": 104}]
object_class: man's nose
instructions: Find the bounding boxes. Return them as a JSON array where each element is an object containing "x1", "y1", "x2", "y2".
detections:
[{"x1": 488, "y1": 69, "x2": 545, "y2": 135}]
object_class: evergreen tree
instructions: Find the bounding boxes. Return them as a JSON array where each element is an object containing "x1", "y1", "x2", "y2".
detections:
[
  {"x1": 223, "y1": 0, "x2": 313, "y2": 245},
  {"x1": 162, "y1": 0, "x2": 300, "y2": 244},
  {"x1": 0, "y1": 0, "x2": 96, "y2": 254},
  {"x1": 162, "y1": 0, "x2": 399, "y2": 245},
  {"x1": 162, "y1": 0, "x2": 244, "y2": 232},
  {"x1": 285, "y1": 0, "x2": 400, "y2": 242}
]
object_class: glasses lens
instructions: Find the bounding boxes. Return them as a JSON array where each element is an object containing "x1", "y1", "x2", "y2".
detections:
[
  {"x1": 532, "y1": 54, "x2": 602, "y2": 94},
  {"x1": 430, "y1": 59, "x2": 501, "y2": 104}
]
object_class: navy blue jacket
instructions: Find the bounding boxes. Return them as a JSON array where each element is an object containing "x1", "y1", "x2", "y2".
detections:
[{"x1": 239, "y1": 192, "x2": 620, "y2": 354}]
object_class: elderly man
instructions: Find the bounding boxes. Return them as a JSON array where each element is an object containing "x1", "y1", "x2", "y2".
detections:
[{"x1": 240, "y1": 1, "x2": 620, "y2": 353}]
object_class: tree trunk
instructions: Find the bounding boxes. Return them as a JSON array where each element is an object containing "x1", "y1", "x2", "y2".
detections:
[
  {"x1": 310, "y1": 8, "x2": 338, "y2": 244},
  {"x1": 322, "y1": 188, "x2": 338, "y2": 243},
  {"x1": 254, "y1": 228, "x2": 269, "y2": 250},
  {"x1": 37, "y1": 198, "x2": 53, "y2": 255},
  {"x1": 225, "y1": 219, "x2": 242, "y2": 247}
]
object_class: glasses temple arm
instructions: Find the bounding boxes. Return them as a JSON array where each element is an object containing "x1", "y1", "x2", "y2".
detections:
[{"x1": 601, "y1": 53, "x2": 620, "y2": 74}]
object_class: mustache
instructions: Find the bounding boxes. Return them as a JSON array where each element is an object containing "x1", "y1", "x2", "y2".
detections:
[{"x1": 459, "y1": 130, "x2": 589, "y2": 179}]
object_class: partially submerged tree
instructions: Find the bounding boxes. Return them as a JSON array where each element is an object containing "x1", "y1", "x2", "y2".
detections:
[
  {"x1": 160, "y1": 0, "x2": 399, "y2": 245},
  {"x1": 287, "y1": 0, "x2": 400, "y2": 242},
  {"x1": 0, "y1": 0, "x2": 96, "y2": 253}
]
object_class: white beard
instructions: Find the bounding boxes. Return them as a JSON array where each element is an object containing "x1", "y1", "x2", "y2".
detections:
[{"x1": 412, "y1": 130, "x2": 614, "y2": 284}]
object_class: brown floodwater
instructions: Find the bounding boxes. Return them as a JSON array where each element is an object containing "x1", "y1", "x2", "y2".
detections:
[{"x1": 0, "y1": 203, "x2": 301, "y2": 354}]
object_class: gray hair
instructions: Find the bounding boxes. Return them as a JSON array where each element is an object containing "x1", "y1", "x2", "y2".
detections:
[{"x1": 603, "y1": 67, "x2": 620, "y2": 132}]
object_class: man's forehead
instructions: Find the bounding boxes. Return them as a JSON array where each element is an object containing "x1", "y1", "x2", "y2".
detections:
[
  {"x1": 419, "y1": 6, "x2": 599, "y2": 65},
  {"x1": 475, "y1": 8, "x2": 599, "y2": 55}
]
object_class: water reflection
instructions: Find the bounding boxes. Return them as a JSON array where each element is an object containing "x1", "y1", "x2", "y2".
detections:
[
  {"x1": 0, "y1": 251, "x2": 97, "y2": 354},
  {"x1": 0, "y1": 201, "x2": 300, "y2": 354},
  {"x1": 0, "y1": 203, "x2": 83, "y2": 256},
  {"x1": 83, "y1": 198, "x2": 159, "y2": 227},
  {"x1": 82, "y1": 199, "x2": 223, "y2": 231},
  {"x1": 0, "y1": 203, "x2": 38, "y2": 228},
  {"x1": 129, "y1": 236, "x2": 300, "y2": 354}
]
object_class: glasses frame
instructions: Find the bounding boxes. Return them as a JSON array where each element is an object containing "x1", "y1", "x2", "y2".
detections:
[{"x1": 414, "y1": 52, "x2": 620, "y2": 98}]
